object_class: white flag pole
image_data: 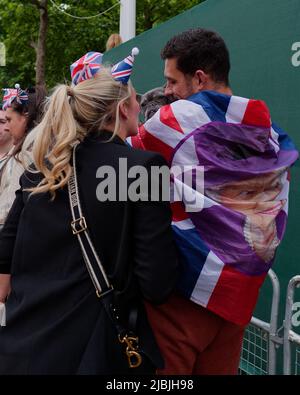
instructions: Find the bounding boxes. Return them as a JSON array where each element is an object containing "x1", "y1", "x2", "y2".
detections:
[{"x1": 119, "y1": 0, "x2": 136, "y2": 43}]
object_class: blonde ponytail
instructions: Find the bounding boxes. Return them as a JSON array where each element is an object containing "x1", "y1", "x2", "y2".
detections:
[
  {"x1": 28, "y1": 67, "x2": 131, "y2": 198},
  {"x1": 29, "y1": 85, "x2": 80, "y2": 198}
]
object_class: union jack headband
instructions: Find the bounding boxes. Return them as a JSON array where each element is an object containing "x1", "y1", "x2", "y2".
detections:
[
  {"x1": 111, "y1": 47, "x2": 139, "y2": 85},
  {"x1": 70, "y1": 51, "x2": 103, "y2": 86},
  {"x1": 2, "y1": 84, "x2": 29, "y2": 111}
]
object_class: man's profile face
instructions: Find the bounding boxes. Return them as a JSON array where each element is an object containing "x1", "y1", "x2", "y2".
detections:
[{"x1": 164, "y1": 58, "x2": 198, "y2": 100}]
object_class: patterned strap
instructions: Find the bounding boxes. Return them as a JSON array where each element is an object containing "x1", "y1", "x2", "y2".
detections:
[{"x1": 67, "y1": 144, "x2": 113, "y2": 298}]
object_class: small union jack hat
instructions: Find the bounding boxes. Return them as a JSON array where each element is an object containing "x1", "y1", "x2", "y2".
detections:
[
  {"x1": 111, "y1": 47, "x2": 139, "y2": 85},
  {"x1": 70, "y1": 51, "x2": 103, "y2": 86},
  {"x1": 2, "y1": 84, "x2": 29, "y2": 110}
]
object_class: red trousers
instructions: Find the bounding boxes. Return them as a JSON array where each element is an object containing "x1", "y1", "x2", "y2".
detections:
[{"x1": 145, "y1": 293, "x2": 245, "y2": 375}]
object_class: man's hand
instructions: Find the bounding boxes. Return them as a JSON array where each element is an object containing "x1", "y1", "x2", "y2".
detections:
[{"x1": 0, "y1": 274, "x2": 11, "y2": 303}]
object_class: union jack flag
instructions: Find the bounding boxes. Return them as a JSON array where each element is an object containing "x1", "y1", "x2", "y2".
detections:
[
  {"x1": 111, "y1": 48, "x2": 139, "y2": 85},
  {"x1": 70, "y1": 51, "x2": 103, "y2": 86},
  {"x1": 111, "y1": 55, "x2": 134, "y2": 84},
  {"x1": 129, "y1": 91, "x2": 298, "y2": 325},
  {"x1": 2, "y1": 86, "x2": 28, "y2": 110}
]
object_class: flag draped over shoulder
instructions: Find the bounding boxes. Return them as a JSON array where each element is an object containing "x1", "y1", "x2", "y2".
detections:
[{"x1": 130, "y1": 90, "x2": 299, "y2": 326}]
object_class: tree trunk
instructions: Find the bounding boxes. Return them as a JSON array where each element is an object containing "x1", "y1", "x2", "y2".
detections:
[{"x1": 35, "y1": 0, "x2": 48, "y2": 96}]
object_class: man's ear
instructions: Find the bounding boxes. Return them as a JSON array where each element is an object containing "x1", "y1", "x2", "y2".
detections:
[{"x1": 194, "y1": 69, "x2": 209, "y2": 90}]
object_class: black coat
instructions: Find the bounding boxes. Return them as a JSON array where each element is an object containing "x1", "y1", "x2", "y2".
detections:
[{"x1": 0, "y1": 131, "x2": 178, "y2": 374}]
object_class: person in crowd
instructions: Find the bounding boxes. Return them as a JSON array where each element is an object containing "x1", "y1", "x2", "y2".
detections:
[
  {"x1": 0, "y1": 86, "x2": 44, "y2": 229},
  {"x1": 106, "y1": 33, "x2": 123, "y2": 51},
  {"x1": 140, "y1": 86, "x2": 176, "y2": 122},
  {"x1": 130, "y1": 28, "x2": 298, "y2": 374},
  {"x1": 0, "y1": 49, "x2": 178, "y2": 374},
  {"x1": 0, "y1": 106, "x2": 12, "y2": 171}
]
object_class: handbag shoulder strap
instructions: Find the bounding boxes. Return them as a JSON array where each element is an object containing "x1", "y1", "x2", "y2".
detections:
[
  {"x1": 67, "y1": 143, "x2": 113, "y2": 298},
  {"x1": 67, "y1": 144, "x2": 144, "y2": 369}
]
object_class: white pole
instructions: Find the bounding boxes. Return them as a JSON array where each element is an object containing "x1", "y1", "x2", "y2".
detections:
[
  {"x1": 119, "y1": 0, "x2": 136, "y2": 42},
  {"x1": 0, "y1": 43, "x2": 6, "y2": 66}
]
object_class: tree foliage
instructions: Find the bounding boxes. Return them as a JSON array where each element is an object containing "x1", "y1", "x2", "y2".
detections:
[
  {"x1": 0, "y1": 0, "x2": 202, "y2": 89},
  {"x1": 137, "y1": 0, "x2": 201, "y2": 33}
]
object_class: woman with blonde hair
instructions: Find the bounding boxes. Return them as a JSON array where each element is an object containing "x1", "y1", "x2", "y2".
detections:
[
  {"x1": 0, "y1": 51, "x2": 178, "y2": 374},
  {"x1": 106, "y1": 33, "x2": 123, "y2": 51}
]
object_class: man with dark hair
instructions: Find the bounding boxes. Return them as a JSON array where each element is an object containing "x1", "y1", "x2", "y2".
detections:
[
  {"x1": 130, "y1": 28, "x2": 298, "y2": 375},
  {"x1": 161, "y1": 28, "x2": 231, "y2": 99}
]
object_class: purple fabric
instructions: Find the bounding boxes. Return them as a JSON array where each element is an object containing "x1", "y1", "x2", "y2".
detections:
[
  {"x1": 276, "y1": 210, "x2": 287, "y2": 240},
  {"x1": 171, "y1": 122, "x2": 298, "y2": 187},
  {"x1": 190, "y1": 205, "x2": 274, "y2": 276}
]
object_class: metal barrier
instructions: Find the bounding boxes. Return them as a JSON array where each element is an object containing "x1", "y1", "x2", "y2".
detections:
[
  {"x1": 283, "y1": 275, "x2": 300, "y2": 375},
  {"x1": 239, "y1": 269, "x2": 282, "y2": 375},
  {"x1": 295, "y1": 348, "x2": 300, "y2": 375},
  {"x1": 240, "y1": 272, "x2": 300, "y2": 375},
  {"x1": 239, "y1": 322, "x2": 269, "y2": 375}
]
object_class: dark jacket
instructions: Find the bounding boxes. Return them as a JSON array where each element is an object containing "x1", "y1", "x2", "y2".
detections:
[{"x1": 0, "y1": 131, "x2": 178, "y2": 374}]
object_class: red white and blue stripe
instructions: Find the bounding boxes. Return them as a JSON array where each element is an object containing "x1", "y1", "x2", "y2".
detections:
[
  {"x1": 70, "y1": 51, "x2": 103, "y2": 86},
  {"x1": 2, "y1": 85, "x2": 28, "y2": 110},
  {"x1": 130, "y1": 91, "x2": 298, "y2": 326},
  {"x1": 111, "y1": 47, "x2": 139, "y2": 85}
]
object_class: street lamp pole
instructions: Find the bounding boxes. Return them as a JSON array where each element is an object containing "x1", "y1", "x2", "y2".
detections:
[{"x1": 119, "y1": 0, "x2": 136, "y2": 42}]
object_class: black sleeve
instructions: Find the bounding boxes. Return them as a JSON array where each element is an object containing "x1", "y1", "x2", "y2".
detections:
[
  {"x1": 132, "y1": 153, "x2": 178, "y2": 304},
  {"x1": 0, "y1": 183, "x2": 25, "y2": 274}
]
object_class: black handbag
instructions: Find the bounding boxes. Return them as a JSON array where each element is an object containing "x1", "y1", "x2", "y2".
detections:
[{"x1": 67, "y1": 144, "x2": 163, "y2": 373}]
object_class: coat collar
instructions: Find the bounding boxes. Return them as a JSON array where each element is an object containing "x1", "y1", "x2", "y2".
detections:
[{"x1": 85, "y1": 129, "x2": 126, "y2": 146}]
